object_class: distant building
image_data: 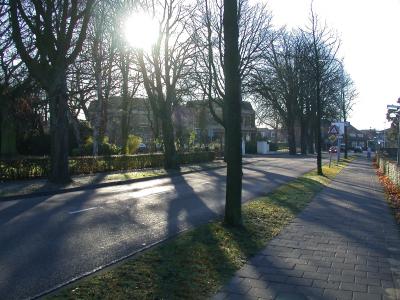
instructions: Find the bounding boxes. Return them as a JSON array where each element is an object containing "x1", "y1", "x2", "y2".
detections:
[
  {"x1": 186, "y1": 101, "x2": 257, "y2": 143},
  {"x1": 88, "y1": 97, "x2": 154, "y2": 145},
  {"x1": 347, "y1": 125, "x2": 366, "y2": 148},
  {"x1": 88, "y1": 97, "x2": 257, "y2": 146}
]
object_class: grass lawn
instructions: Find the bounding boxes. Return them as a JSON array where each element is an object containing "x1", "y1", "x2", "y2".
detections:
[{"x1": 48, "y1": 158, "x2": 352, "y2": 300}]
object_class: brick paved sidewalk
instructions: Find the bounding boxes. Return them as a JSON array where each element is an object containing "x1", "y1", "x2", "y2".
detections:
[{"x1": 214, "y1": 159, "x2": 400, "y2": 300}]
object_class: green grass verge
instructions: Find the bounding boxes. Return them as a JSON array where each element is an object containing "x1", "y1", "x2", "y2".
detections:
[{"x1": 48, "y1": 159, "x2": 352, "y2": 300}]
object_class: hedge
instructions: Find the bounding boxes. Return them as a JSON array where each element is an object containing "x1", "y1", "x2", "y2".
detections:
[{"x1": 0, "y1": 152, "x2": 215, "y2": 180}]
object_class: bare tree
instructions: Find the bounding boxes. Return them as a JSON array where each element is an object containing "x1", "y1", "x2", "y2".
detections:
[
  {"x1": 10, "y1": 0, "x2": 94, "y2": 182},
  {"x1": 338, "y1": 67, "x2": 357, "y2": 158},
  {"x1": 137, "y1": 0, "x2": 196, "y2": 169},
  {"x1": 0, "y1": 3, "x2": 24, "y2": 156},
  {"x1": 193, "y1": 0, "x2": 272, "y2": 138},
  {"x1": 303, "y1": 6, "x2": 340, "y2": 175},
  {"x1": 88, "y1": 1, "x2": 118, "y2": 155}
]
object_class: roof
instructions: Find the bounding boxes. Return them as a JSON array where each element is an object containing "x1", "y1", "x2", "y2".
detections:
[{"x1": 186, "y1": 100, "x2": 254, "y2": 112}]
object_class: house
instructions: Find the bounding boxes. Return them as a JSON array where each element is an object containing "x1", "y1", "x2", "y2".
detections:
[
  {"x1": 185, "y1": 100, "x2": 257, "y2": 144},
  {"x1": 347, "y1": 125, "x2": 365, "y2": 148},
  {"x1": 88, "y1": 97, "x2": 257, "y2": 147}
]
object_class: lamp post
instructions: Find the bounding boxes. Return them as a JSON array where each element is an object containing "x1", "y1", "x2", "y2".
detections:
[{"x1": 387, "y1": 103, "x2": 400, "y2": 165}]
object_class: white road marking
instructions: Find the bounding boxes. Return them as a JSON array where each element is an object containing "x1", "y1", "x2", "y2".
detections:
[{"x1": 68, "y1": 207, "x2": 99, "y2": 214}]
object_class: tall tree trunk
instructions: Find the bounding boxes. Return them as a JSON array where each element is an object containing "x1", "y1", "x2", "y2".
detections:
[
  {"x1": 121, "y1": 63, "x2": 129, "y2": 152},
  {"x1": 224, "y1": 0, "x2": 242, "y2": 227},
  {"x1": 315, "y1": 83, "x2": 323, "y2": 175},
  {"x1": 300, "y1": 117, "x2": 307, "y2": 155},
  {"x1": 67, "y1": 110, "x2": 82, "y2": 154},
  {"x1": 93, "y1": 70, "x2": 103, "y2": 156},
  {"x1": 49, "y1": 71, "x2": 70, "y2": 183},
  {"x1": 306, "y1": 104, "x2": 315, "y2": 154},
  {"x1": 287, "y1": 118, "x2": 296, "y2": 155},
  {"x1": 160, "y1": 101, "x2": 178, "y2": 169},
  {"x1": 343, "y1": 104, "x2": 348, "y2": 159},
  {"x1": 0, "y1": 97, "x2": 17, "y2": 156}
]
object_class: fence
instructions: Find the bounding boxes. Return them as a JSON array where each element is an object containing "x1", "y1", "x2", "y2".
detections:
[{"x1": 376, "y1": 152, "x2": 400, "y2": 186}]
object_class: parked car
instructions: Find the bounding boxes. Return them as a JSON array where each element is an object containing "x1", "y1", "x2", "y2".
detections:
[
  {"x1": 138, "y1": 143, "x2": 147, "y2": 153},
  {"x1": 354, "y1": 146, "x2": 363, "y2": 153},
  {"x1": 329, "y1": 146, "x2": 337, "y2": 153}
]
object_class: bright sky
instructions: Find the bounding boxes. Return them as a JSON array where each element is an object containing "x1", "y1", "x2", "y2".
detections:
[{"x1": 265, "y1": 0, "x2": 400, "y2": 130}]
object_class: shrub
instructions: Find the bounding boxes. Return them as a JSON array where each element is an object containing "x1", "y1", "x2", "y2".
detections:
[
  {"x1": 245, "y1": 141, "x2": 257, "y2": 154},
  {"x1": 269, "y1": 142, "x2": 278, "y2": 151},
  {"x1": 125, "y1": 135, "x2": 142, "y2": 154},
  {"x1": 71, "y1": 136, "x2": 121, "y2": 156},
  {"x1": 0, "y1": 156, "x2": 49, "y2": 180},
  {"x1": 17, "y1": 133, "x2": 51, "y2": 156}
]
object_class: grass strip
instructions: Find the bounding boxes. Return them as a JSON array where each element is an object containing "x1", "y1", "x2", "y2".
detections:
[
  {"x1": 0, "y1": 161, "x2": 226, "y2": 198},
  {"x1": 48, "y1": 158, "x2": 352, "y2": 300}
]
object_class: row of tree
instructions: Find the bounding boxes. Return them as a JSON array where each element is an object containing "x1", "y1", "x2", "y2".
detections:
[
  {"x1": 1, "y1": 0, "x2": 355, "y2": 225},
  {"x1": 251, "y1": 10, "x2": 357, "y2": 172}
]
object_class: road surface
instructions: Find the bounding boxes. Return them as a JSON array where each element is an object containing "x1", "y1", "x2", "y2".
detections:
[{"x1": 0, "y1": 155, "x2": 324, "y2": 299}]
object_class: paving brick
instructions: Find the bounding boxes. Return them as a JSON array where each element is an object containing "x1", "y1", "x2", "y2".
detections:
[
  {"x1": 294, "y1": 264, "x2": 317, "y2": 272},
  {"x1": 263, "y1": 260, "x2": 295, "y2": 270},
  {"x1": 368, "y1": 272, "x2": 393, "y2": 281},
  {"x1": 286, "y1": 276, "x2": 313, "y2": 286},
  {"x1": 339, "y1": 282, "x2": 367, "y2": 292},
  {"x1": 247, "y1": 287, "x2": 276, "y2": 299},
  {"x1": 323, "y1": 288, "x2": 352, "y2": 300},
  {"x1": 312, "y1": 279, "x2": 340, "y2": 289},
  {"x1": 368, "y1": 285, "x2": 387, "y2": 294},
  {"x1": 327, "y1": 274, "x2": 354, "y2": 283},
  {"x1": 223, "y1": 293, "x2": 259, "y2": 300},
  {"x1": 355, "y1": 276, "x2": 380, "y2": 286},
  {"x1": 316, "y1": 267, "x2": 342, "y2": 275},
  {"x1": 355, "y1": 264, "x2": 379, "y2": 273},
  {"x1": 342, "y1": 270, "x2": 366, "y2": 277},
  {"x1": 302, "y1": 271, "x2": 328, "y2": 280},
  {"x1": 258, "y1": 266, "x2": 285, "y2": 275},
  {"x1": 353, "y1": 292, "x2": 382, "y2": 300},
  {"x1": 381, "y1": 280, "x2": 395, "y2": 288},
  {"x1": 283, "y1": 258, "x2": 308, "y2": 265},
  {"x1": 240, "y1": 278, "x2": 269, "y2": 289},
  {"x1": 261, "y1": 274, "x2": 288, "y2": 284},
  {"x1": 299, "y1": 286, "x2": 324, "y2": 297},
  {"x1": 236, "y1": 267, "x2": 262, "y2": 279},
  {"x1": 331, "y1": 262, "x2": 355, "y2": 270},
  {"x1": 267, "y1": 282, "x2": 296, "y2": 292},
  {"x1": 307, "y1": 259, "x2": 332, "y2": 268},
  {"x1": 281, "y1": 269, "x2": 304, "y2": 278},
  {"x1": 222, "y1": 282, "x2": 251, "y2": 294}
]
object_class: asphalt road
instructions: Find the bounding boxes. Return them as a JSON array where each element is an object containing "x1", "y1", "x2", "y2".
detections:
[{"x1": 0, "y1": 155, "x2": 324, "y2": 299}]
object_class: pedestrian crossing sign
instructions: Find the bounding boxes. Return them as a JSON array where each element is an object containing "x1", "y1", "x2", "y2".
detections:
[{"x1": 328, "y1": 125, "x2": 339, "y2": 135}]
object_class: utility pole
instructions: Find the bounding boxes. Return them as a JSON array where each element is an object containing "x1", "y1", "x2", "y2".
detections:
[{"x1": 387, "y1": 103, "x2": 400, "y2": 165}]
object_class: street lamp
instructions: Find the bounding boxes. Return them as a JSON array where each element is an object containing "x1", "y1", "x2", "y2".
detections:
[{"x1": 387, "y1": 103, "x2": 400, "y2": 165}]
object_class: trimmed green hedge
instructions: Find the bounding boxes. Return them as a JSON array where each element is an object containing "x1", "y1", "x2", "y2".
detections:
[{"x1": 0, "y1": 152, "x2": 215, "y2": 180}]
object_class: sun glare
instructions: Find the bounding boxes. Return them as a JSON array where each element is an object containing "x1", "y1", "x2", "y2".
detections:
[{"x1": 123, "y1": 13, "x2": 159, "y2": 50}]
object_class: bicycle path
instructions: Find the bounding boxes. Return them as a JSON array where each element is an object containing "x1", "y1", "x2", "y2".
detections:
[{"x1": 214, "y1": 159, "x2": 400, "y2": 300}]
